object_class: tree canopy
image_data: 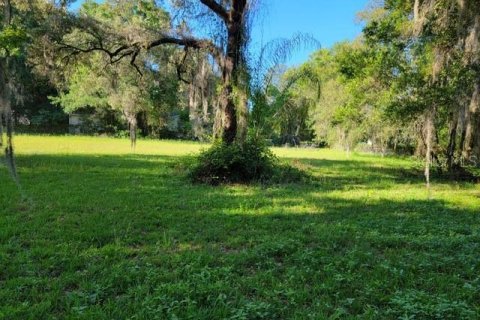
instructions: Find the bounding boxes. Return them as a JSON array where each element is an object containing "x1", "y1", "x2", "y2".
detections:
[{"x1": 1, "y1": 0, "x2": 479, "y2": 182}]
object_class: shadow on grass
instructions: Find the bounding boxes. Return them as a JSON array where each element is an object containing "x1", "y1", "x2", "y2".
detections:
[
  {"x1": 3, "y1": 153, "x2": 478, "y2": 254},
  {"x1": 13, "y1": 153, "x2": 434, "y2": 192},
  {"x1": 1, "y1": 153, "x2": 479, "y2": 318}
]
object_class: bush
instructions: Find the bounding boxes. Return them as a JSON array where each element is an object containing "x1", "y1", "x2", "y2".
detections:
[
  {"x1": 189, "y1": 137, "x2": 309, "y2": 185},
  {"x1": 189, "y1": 137, "x2": 276, "y2": 185}
]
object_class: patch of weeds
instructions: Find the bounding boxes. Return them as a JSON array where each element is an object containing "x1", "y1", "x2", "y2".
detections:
[{"x1": 387, "y1": 290, "x2": 476, "y2": 319}]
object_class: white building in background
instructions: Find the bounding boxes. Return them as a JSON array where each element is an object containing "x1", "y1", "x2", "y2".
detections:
[{"x1": 68, "y1": 112, "x2": 102, "y2": 134}]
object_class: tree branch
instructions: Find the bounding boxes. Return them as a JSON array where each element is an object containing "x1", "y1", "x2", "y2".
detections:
[
  {"x1": 199, "y1": 0, "x2": 229, "y2": 23},
  {"x1": 59, "y1": 42, "x2": 135, "y2": 64},
  {"x1": 146, "y1": 36, "x2": 224, "y2": 67},
  {"x1": 129, "y1": 48, "x2": 142, "y2": 76},
  {"x1": 59, "y1": 34, "x2": 225, "y2": 77}
]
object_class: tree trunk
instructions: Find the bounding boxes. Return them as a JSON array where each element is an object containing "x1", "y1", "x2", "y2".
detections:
[
  {"x1": 462, "y1": 82, "x2": 480, "y2": 160},
  {"x1": 3, "y1": 0, "x2": 11, "y2": 24},
  {"x1": 1, "y1": 0, "x2": 17, "y2": 179},
  {"x1": 220, "y1": 92, "x2": 237, "y2": 144},
  {"x1": 470, "y1": 82, "x2": 480, "y2": 159},
  {"x1": 219, "y1": 40, "x2": 238, "y2": 143},
  {"x1": 446, "y1": 110, "x2": 459, "y2": 171},
  {"x1": 219, "y1": 0, "x2": 247, "y2": 145},
  {"x1": 0, "y1": 81, "x2": 17, "y2": 179},
  {"x1": 425, "y1": 110, "x2": 434, "y2": 191},
  {"x1": 124, "y1": 111, "x2": 137, "y2": 150},
  {"x1": 4, "y1": 107, "x2": 16, "y2": 177},
  {"x1": 0, "y1": 113, "x2": 3, "y2": 147},
  {"x1": 459, "y1": 102, "x2": 467, "y2": 161}
]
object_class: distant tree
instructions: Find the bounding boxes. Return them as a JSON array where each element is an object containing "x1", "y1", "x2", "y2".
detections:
[{"x1": 249, "y1": 37, "x2": 321, "y2": 146}]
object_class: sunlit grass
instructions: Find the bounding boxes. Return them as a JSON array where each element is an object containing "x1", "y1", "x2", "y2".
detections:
[
  {"x1": 1, "y1": 135, "x2": 479, "y2": 319},
  {"x1": 13, "y1": 134, "x2": 207, "y2": 156}
]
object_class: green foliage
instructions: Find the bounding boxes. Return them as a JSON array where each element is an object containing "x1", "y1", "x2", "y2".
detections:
[
  {"x1": 189, "y1": 136, "x2": 310, "y2": 185},
  {"x1": 189, "y1": 137, "x2": 278, "y2": 185},
  {"x1": 281, "y1": 0, "x2": 480, "y2": 164},
  {"x1": 389, "y1": 290, "x2": 477, "y2": 319},
  {"x1": 0, "y1": 25, "x2": 27, "y2": 56},
  {"x1": 249, "y1": 85, "x2": 279, "y2": 138},
  {"x1": 287, "y1": 41, "x2": 407, "y2": 152},
  {"x1": 80, "y1": 0, "x2": 171, "y2": 33},
  {"x1": 46, "y1": 0, "x2": 185, "y2": 140},
  {"x1": 28, "y1": 108, "x2": 68, "y2": 132},
  {"x1": 51, "y1": 63, "x2": 110, "y2": 113},
  {"x1": 250, "y1": 65, "x2": 319, "y2": 146}
]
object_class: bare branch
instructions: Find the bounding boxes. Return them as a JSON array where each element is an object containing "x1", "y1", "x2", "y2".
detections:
[
  {"x1": 59, "y1": 41, "x2": 135, "y2": 64},
  {"x1": 199, "y1": 0, "x2": 229, "y2": 22},
  {"x1": 59, "y1": 31, "x2": 226, "y2": 79},
  {"x1": 146, "y1": 35, "x2": 224, "y2": 67}
]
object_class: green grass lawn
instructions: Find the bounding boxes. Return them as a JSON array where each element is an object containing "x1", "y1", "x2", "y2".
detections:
[{"x1": 1, "y1": 135, "x2": 479, "y2": 319}]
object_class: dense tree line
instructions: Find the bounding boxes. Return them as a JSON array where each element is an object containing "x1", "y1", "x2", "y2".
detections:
[
  {"x1": 262, "y1": 0, "x2": 479, "y2": 176},
  {"x1": 1, "y1": 0, "x2": 223, "y2": 143},
  {"x1": 2, "y1": 0, "x2": 479, "y2": 179}
]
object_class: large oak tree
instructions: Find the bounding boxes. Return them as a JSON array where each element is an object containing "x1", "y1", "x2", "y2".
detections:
[{"x1": 60, "y1": 0, "x2": 254, "y2": 145}]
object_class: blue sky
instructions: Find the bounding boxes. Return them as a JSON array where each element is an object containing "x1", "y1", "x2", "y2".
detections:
[
  {"x1": 252, "y1": 0, "x2": 369, "y2": 65},
  {"x1": 71, "y1": 0, "x2": 369, "y2": 66}
]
